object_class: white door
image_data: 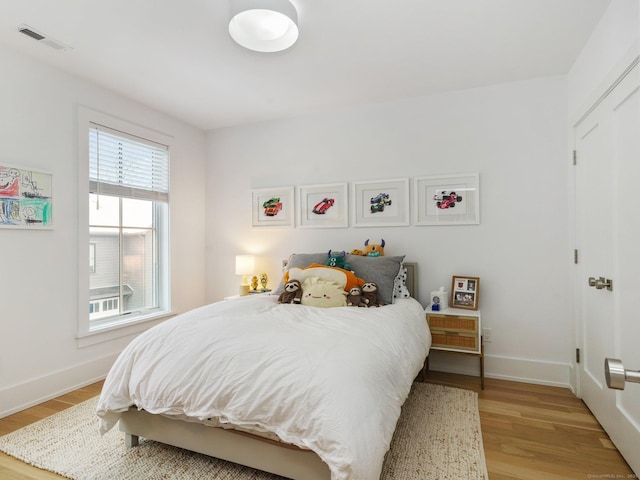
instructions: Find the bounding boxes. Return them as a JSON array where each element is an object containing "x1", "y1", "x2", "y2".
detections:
[{"x1": 575, "y1": 62, "x2": 640, "y2": 474}]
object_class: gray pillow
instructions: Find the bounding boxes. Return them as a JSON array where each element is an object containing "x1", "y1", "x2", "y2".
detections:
[
  {"x1": 346, "y1": 255, "x2": 405, "y2": 305},
  {"x1": 274, "y1": 252, "x2": 330, "y2": 294},
  {"x1": 275, "y1": 252, "x2": 405, "y2": 305}
]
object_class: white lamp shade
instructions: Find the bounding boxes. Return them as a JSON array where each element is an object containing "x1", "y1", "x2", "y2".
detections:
[
  {"x1": 235, "y1": 255, "x2": 255, "y2": 277},
  {"x1": 229, "y1": 0, "x2": 299, "y2": 53}
]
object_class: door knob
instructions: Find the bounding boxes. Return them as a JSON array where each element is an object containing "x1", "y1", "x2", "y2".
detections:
[
  {"x1": 605, "y1": 358, "x2": 640, "y2": 390},
  {"x1": 588, "y1": 276, "x2": 613, "y2": 291},
  {"x1": 595, "y1": 277, "x2": 613, "y2": 290}
]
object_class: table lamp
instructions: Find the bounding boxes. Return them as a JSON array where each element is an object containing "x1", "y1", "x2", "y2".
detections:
[{"x1": 235, "y1": 255, "x2": 255, "y2": 296}]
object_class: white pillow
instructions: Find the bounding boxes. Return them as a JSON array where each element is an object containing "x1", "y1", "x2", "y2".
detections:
[{"x1": 392, "y1": 265, "x2": 411, "y2": 302}]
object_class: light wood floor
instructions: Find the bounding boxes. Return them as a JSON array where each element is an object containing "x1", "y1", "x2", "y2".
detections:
[
  {"x1": 425, "y1": 371, "x2": 634, "y2": 479},
  {"x1": 0, "y1": 373, "x2": 634, "y2": 479}
]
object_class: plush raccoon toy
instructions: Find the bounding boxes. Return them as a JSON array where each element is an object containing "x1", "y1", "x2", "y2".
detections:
[
  {"x1": 361, "y1": 282, "x2": 384, "y2": 307},
  {"x1": 277, "y1": 279, "x2": 303, "y2": 304}
]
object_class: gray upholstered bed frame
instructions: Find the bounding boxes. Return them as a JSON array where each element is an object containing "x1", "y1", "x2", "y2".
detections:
[{"x1": 119, "y1": 263, "x2": 418, "y2": 480}]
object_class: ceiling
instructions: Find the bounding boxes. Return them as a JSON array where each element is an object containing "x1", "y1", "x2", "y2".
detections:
[{"x1": 0, "y1": 0, "x2": 611, "y2": 130}]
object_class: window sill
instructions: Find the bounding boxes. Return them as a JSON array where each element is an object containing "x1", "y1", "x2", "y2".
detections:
[{"x1": 76, "y1": 310, "x2": 175, "y2": 348}]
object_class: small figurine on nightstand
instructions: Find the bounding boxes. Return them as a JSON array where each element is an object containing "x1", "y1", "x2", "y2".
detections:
[
  {"x1": 260, "y1": 273, "x2": 268, "y2": 291},
  {"x1": 251, "y1": 275, "x2": 259, "y2": 292},
  {"x1": 431, "y1": 298, "x2": 440, "y2": 311}
]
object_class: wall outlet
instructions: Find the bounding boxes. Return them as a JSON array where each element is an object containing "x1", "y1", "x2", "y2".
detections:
[{"x1": 482, "y1": 328, "x2": 492, "y2": 343}]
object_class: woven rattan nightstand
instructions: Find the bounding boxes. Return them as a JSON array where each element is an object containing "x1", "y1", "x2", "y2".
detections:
[{"x1": 425, "y1": 308, "x2": 484, "y2": 389}]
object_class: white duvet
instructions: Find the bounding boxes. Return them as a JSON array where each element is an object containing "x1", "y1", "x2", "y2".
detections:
[{"x1": 97, "y1": 295, "x2": 430, "y2": 480}]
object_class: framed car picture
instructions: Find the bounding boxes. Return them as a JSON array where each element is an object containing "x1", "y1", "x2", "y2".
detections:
[
  {"x1": 251, "y1": 187, "x2": 294, "y2": 227},
  {"x1": 297, "y1": 183, "x2": 348, "y2": 228},
  {"x1": 352, "y1": 178, "x2": 410, "y2": 227},
  {"x1": 451, "y1": 275, "x2": 480, "y2": 310},
  {"x1": 415, "y1": 173, "x2": 479, "y2": 226}
]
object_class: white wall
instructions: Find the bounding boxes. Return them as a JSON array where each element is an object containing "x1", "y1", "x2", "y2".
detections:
[
  {"x1": 0, "y1": 46, "x2": 207, "y2": 417},
  {"x1": 206, "y1": 76, "x2": 573, "y2": 387}
]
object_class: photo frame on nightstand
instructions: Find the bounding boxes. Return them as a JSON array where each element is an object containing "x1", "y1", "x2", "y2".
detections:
[{"x1": 451, "y1": 275, "x2": 480, "y2": 310}]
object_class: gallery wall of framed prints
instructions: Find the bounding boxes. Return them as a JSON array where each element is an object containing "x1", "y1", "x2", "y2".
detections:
[{"x1": 252, "y1": 172, "x2": 479, "y2": 229}]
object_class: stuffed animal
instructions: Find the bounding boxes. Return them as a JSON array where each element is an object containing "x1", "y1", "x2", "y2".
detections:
[
  {"x1": 361, "y1": 282, "x2": 384, "y2": 307},
  {"x1": 326, "y1": 250, "x2": 351, "y2": 271},
  {"x1": 350, "y1": 249, "x2": 366, "y2": 256},
  {"x1": 300, "y1": 278, "x2": 347, "y2": 307},
  {"x1": 364, "y1": 239, "x2": 385, "y2": 257},
  {"x1": 346, "y1": 286, "x2": 366, "y2": 307},
  {"x1": 277, "y1": 279, "x2": 303, "y2": 304}
]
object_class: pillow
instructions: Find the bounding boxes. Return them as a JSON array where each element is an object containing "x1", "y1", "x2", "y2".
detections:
[
  {"x1": 275, "y1": 253, "x2": 329, "y2": 294},
  {"x1": 345, "y1": 255, "x2": 405, "y2": 305},
  {"x1": 284, "y1": 252, "x2": 329, "y2": 270},
  {"x1": 286, "y1": 264, "x2": 365, "y2": 293},
  {"x1": 300, "y1": 277, "x2": 347, "y2": 308},
  {"x1": 392, "y1": 265, "x2": 411, "y2": 302},
  {"x1": 275, "y1": 253, "x2": 405, "y2": 304}
]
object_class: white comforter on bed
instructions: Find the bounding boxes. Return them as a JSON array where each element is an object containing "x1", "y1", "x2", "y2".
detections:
[{"x1": 97, "y1": 295, "x2": 430, "y2": 480}]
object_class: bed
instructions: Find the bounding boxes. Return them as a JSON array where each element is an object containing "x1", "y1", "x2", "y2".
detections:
[{"x1": 96, "y1": 256, "x2": 430, "y2": 480}]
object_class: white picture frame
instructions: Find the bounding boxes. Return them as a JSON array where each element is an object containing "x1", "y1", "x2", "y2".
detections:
[
  {"x1": 251, "y1": 186, "x2": 295, "y2": 227},
  {"x1": 297, "y1": 183, "x2": 348, "y2": 228},
  {"x1": 415, "y1": 173, "x2": 480, "y2": 226},
  {"x1": 352, "y1": 178, "x2": 410, "y2": 227},
  {"x1": 0, "y1": 164, "x2": 53, "y2": 229}
]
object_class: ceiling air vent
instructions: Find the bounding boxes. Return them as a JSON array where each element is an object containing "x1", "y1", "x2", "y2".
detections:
[{"x1": 18, "y1": 24, "x2": 71, "y2": 51}]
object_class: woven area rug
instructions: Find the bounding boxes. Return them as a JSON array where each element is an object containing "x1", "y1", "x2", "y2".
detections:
[{"x1": 0, "y1": 383, "x2": 488, "y2": 480}]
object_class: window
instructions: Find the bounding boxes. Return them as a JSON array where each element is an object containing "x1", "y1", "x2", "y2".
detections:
[{"x1": 87, "y1": 123, "x2": 170, "y2": 331}]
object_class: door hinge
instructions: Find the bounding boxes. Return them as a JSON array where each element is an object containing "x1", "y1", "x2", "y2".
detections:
[
  {"x1": 573, "y1": 150, "x2": 577, "y2": 165},
  {"x1": 576, "y1": 348, "x2": 580, "y2": 363},
  {"x1": 574, "y1": 249, "x2": 578, "y2": 264}
]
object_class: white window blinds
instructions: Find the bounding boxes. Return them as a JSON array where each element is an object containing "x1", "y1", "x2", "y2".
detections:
[{"x1": 89, "y1": 123, "x2": 169, "y2": 202}]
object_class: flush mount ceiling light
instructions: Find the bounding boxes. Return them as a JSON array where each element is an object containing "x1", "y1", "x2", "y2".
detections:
[{"x1": 229, "y1": 0, "x2": 299, "y2": 53}]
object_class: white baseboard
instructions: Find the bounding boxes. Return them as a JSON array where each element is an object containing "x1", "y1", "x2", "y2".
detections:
[
  {"x1": 427, "y1": 351, "x2": 575, "y2": 391},
  {"x1": 0, "y1": 353, "x2": 118, "y2": 418}
]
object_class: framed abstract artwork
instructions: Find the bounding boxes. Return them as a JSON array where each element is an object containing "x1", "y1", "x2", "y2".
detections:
[{"x1": 0, "y1": 164, "x2": 53, "y2": 229}]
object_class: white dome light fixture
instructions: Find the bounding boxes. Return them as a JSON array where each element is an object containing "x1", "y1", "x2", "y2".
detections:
[{"x1": 229, "y1": 0, "x2": 299, "y2": 53}]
